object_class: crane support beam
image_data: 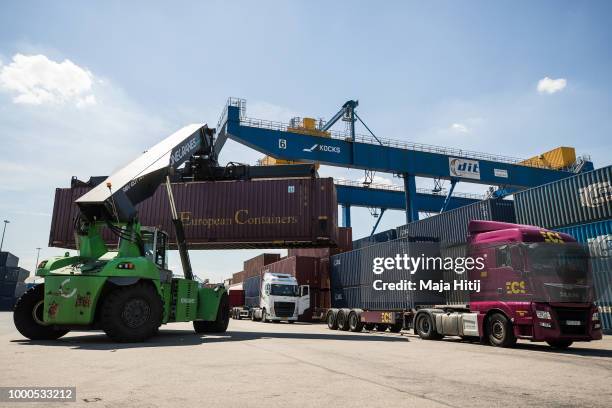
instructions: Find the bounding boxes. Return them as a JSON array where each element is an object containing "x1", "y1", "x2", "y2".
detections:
[
  {"x1": 334, "y1": 183, "x2": 480, "y2": 212},
  {"x1": 223, "y1": 104, "x2": 573, "y2": 189}
]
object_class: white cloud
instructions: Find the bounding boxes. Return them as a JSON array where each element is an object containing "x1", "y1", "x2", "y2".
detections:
[
  {"x1": 450, "y1": 123, "x2": 469, "y2": 133},
  {"x1": 0, "y1": 54, "x2": 96, "y2": 106},
  {"x1": 537, "y1": 77, "x2": 567, "y2": 94}
]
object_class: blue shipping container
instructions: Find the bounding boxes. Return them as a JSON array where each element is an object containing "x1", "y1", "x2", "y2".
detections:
[
  {"x1": 556, "y1": 219, "x2": 612, "y2": 333},
  {"x1": 352, "y1": 229, "x2": 398, "y2": 250}
]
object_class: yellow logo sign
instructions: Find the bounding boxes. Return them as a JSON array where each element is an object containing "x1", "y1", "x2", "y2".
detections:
[
  {"x1": 506, "y1": 281, "x2": 526, "y2": 294},
  {"x1": 540, "y1": 230, "x2": 564, "y2": 243}
]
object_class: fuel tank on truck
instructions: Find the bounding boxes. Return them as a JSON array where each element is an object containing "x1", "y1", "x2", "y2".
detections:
[{"x1": 48, "y1": 178, "x2": 339, "y2": 249}]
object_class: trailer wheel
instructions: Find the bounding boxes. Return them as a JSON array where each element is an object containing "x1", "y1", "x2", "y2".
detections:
[
  {"x1": 546, "y1": 340, "x2": 573, "y2": 349},
  {"x1": 486, "y1": 313, "x2": 516, "y2": 347},
  {"x1": 101, "y1": 281, "x2": 163, "y2": 342},
  {"x1": 389, "y1": 322, "x2": 403, "y2": 333},
  {"x1": 364, "y1": 323, "x2": 376, "y2": 331},
  {"x1": 193, "y1": 293, "x2": 230, "y2": 334},
  {"x1": 415, "y1": 313, "x2": 443, "y2": 340},
  {"x1": 348, "y1": 311, "x2": 364, "y2": 332},
  {"x1": 13, "y1": 284, "x2": 69, "y2": 341},
  {"x1": 337, "y1": 309, "x2": 351, "y2": 331},
  {"x1": 326, "y1": 309, "x2": 338, "y2": 330}
]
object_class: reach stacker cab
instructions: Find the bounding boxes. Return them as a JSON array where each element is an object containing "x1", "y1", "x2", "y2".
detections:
[{"x1": 13, "y1": 124, "x2": 230, "y2": 342}]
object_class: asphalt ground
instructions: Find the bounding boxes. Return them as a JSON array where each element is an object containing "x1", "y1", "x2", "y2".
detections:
[{"x1": 1, "y1": 312, "x2": 611, "y2": 408}]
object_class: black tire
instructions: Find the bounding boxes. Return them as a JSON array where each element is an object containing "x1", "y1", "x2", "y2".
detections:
[
  {"x1": 326, "y1": 309, "x2": 338, "y2": 330},
  {"x1": 337, "y1": 309, "x2": 350, "y2": 331},
  {"x1": 389, "y1": 322, "x2": 403, "y2": 333},
  {"x1": 101, "y1": 281, "x2": 163, "y2": 342},
  {"x1": 486, "y1": 313, "x2": 516, "y2": 347},
  {"x1": 375, "y1": 324, "x2": 388, "y2": 332},
  {"x1": 251, "y1": 311, "x2": 256, "y2": 321},
  {"x1": 547, "y1": 340, "x2": 573, "y2": 349},
  {"x1": 261, "y1": 309, "x2": 268, "y2": 323},
  {"x1": 364, "y1": 323, "x2": 376, "y2": 331},
  {"x1": 13, "y1": 284, "x2": 69, "y2": 340},
  {"x1": 348, "y1": 311, "x2": 364, "y2": 332},
  {"x1": 194, "y1": 293, "x2": 230, "y2": 334},
  {"x1": 287, "y1": 320, "x2": 295, "y2": 324},
  {"x1": 415, "y1": 313, "x2": 443, "y2": 340}
]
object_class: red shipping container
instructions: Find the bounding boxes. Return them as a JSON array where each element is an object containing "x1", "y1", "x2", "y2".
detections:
[
  {"x1": 228, "y1": 289, "x2": 245, "y2": 308},
  {"x1": 288, "y1": 227, "x2": 352, "y2": 258},
  {"x1": 259, "y1": 256, "x2": 320, "y2": 287},
  {"x1": 48, "y1": 178, "x2": 338, "y2": 250}
]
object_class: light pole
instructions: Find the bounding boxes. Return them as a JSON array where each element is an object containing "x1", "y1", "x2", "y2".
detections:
[
  {"x1": 35, "y1": 247, "x2": 42, "y2": 270},
  {"x1": 0, "y1": 220, "x2": 9, "y2": 252}
]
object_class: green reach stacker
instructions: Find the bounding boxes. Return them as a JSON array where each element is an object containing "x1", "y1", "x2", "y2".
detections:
[{"x1": 13, "y1": 122, "x2": 316, "y2": 342}]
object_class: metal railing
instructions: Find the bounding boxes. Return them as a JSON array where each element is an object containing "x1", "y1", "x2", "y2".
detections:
[
  {"x1": 334, "y1": 179, "x2": 484, "y2": 200},
  {"x1": 218, "y1": 98, "x2": 579, "y2": 171}
]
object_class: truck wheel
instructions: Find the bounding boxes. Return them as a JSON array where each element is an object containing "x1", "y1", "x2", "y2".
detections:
[
  {"x1": 261, "y1": 309, "x2": 268, "y2": 323},
  {"x1": 13, "y1": 284, "x2": 69, "y2": 340},
  {"x1": 415, "y1": 313, "x2": 443, "y2": 340},
  {"x1": 546, "y1": 340, "x2": 573, "y2": 349},
  {"x1": 337, "y1": 309, "x2": 351, "y2": 331},
  {"x1": 193, "y1": 293, "x2": 230, "y2": 334},
  {"x1": 348, "y1": 311, "x2": 364, "y2": 332},
  {"x1": 486, "y1": 313, "x2": 516, "y2": 347},
  {"x1": 364, "y1": 323, "x2": 376, "y2": 331},
  {"x1": 389, "y1": 322, "x2": 402, "y2": 333},
  {"x1": 101, "y1": 282, "x2": 163, "y2": 342},
  {"x1": 326, "y1": 309, "x2": 338, "y2": 330},
  {"x1": 375, "y1": 324, "x2": 388, "y2": 332}
]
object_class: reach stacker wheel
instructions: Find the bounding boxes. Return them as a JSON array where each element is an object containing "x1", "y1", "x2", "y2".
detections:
[
  {"x1": 13, "y1": 284, "x2": 69, "y2": 341},
  {"x1": 101, "y1": 281, "x2": 163, "y2": 342},
  {"x1": 194, "y1": 293, "x2": 230, "y2": 334}
]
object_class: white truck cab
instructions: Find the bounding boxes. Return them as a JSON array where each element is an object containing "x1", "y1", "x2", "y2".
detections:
[{"x1": 252, "y1": 273, "x2": 310, "y2": 322}]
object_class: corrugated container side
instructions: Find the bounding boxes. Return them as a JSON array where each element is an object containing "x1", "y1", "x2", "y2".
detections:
[
  {"x1": 287, "y1": 227, "x2": 352, "y2": 258},
  {"x1": 243, "y1": 275, "x2": 261, "y2": 308},
  {"x1": 0, "y1": 252, "x2": 19, "y2": 268},
  {"x1": 556, "y1": 219, "x2": 612, "y2": 333},
  {"x1": 231, "y1": 271, "x2": 246, "y2": 284},
  {"x1": 244, "y1": 254, "x2": 281, "y2": 278},
  {"x1": 259, "y1": 256, "x2": 320, "y2": 288},
  {"x1": 330, "y1": 237, "x2": 446, "y2": 310},
  {"x1": 514, "y1": 165, "x2": 612, "y2": 229},
  {"x1": 49, "y1": 178, "x2": 339, "y2": 250},
  {"x1": 396, "y1": 199, "x2": 515, "y2": 246},
  {"x1": 352, "y1": 228, "x2": 398, "y2": 250}
]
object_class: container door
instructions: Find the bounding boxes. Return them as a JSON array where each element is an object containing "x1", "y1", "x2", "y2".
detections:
[{"x1": 298, "y1": 285, "x2": 310, "y2": 315}]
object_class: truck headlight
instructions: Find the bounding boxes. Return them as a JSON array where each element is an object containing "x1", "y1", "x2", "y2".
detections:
[
  {"x1": 592, "y1": 312, "x2": 599, "y2": 321},
  {"x1": 536, "y1": 310, "x2": 551, "y2": 320}
]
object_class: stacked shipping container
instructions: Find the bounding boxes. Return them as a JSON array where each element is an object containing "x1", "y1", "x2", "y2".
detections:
[
  {"x1": 49, "y1": 178, "x2": 339, "y2": 250},
  {"x1": 0, "y1": 252, "x2": 30, "y2": 311},
  {"x1": 514, "y1": 166, "x2": 612, "y2": 332}
]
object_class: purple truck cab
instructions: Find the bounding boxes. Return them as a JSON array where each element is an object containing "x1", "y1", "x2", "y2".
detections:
[{"x1": 466, "y1": 220, "x2": 602, "y2": 347}]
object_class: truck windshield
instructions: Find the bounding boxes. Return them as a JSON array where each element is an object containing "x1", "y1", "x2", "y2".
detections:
[
  {"x1": 270, "y1": 284, "x2": 298, "y2": 296},
  {"x1": 526, "y1": 243, "x2": 592, "y2": 302}
]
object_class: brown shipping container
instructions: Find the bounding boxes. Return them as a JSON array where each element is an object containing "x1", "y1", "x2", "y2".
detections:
[
  {"x1": 232, "y1": 271, "x2": 246, "y2": 284},
  {"x1": 48, "y1": 178, "x2": 339, "y2": 250},
  {"x1": 244, "y1": 253, "x2": 281, "y2": 278},
  {"x1": 287, "y1": 227, "x2": 352, "y2": 258}
]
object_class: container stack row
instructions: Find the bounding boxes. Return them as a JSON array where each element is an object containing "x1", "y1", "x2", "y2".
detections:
[{"x1": 0, "y1": 252, "x2": 30, "y2": 311}]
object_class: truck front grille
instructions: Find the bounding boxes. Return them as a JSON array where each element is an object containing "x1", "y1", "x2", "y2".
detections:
[
  {"x1": 554, "y1": 307, "x2": 589, "y2": 335},
  {"x1": 274, "y1": 302, "x2": 295, "y2": 318}
]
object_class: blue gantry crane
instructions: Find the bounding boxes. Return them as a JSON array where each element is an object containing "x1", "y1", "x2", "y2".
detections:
[{"x1": 215, "y1": 98, "x2": 591, "y2": 229}]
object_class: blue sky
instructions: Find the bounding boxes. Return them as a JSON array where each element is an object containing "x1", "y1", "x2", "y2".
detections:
[{"x1": 1, "y1": 1, "x2": 611, "y2": 281}]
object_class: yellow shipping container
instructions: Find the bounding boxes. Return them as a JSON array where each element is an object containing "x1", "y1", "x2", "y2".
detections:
[
  {"x1": 520, "y1": 147, "x2": 576, "y2": 170},
  {"x1": 259, "y1": 155, "x2": 320, "y2": 170}
]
